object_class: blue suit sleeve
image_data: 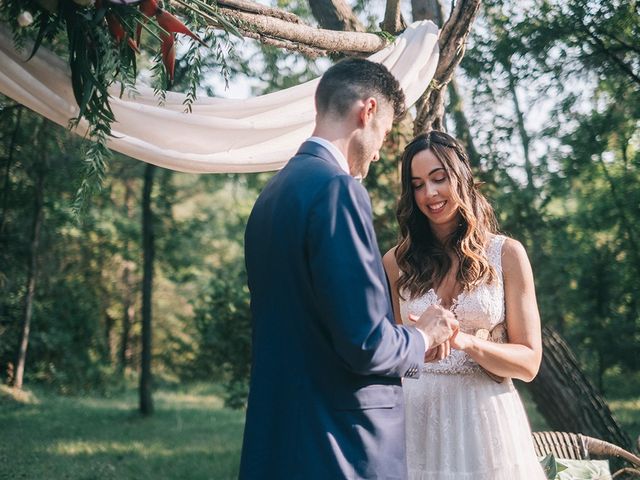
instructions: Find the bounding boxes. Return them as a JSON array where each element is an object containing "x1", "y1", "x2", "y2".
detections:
[{"x1": 306, "y1": 175, "x2": 425, "y2": 377}]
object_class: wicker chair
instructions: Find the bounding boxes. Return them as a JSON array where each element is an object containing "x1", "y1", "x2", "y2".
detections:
[{"x1": 532, "y1": 431, "x2": 640, "y2": 478}]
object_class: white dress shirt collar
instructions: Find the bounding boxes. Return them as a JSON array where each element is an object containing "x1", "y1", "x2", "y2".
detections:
[{"x1": 307, "y1": 136, "x2": 350, "y2": 176}]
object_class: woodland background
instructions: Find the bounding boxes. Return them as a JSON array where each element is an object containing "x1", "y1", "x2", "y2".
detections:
[{"x1": 0, "y1": 0, "x2": 638, "y2": 477}]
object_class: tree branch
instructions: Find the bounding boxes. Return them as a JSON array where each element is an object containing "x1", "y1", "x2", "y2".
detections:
[
  {"x1": 216, "y1": 0, "x2": 302, "y2": 23},
  {"x1": 414, "y1": 0, "x2": 481, "y2": 134},
  {"x1": 241, "y1": 29, "x2": 327, "y2": 58},
  {"x1": 195, "y1": 1, "x2": 388, "y2": 54}
]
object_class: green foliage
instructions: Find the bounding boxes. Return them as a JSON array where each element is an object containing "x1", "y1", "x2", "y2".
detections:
[
  {"x1": 194, "y1": 265, "x2": 252, "y2": 409},
  {"x1": 460, "y1": 0, "x2": 640, "y2": 393},
  {"x1": 1, "y1": 0, "x2": 240, "y2": 210}
]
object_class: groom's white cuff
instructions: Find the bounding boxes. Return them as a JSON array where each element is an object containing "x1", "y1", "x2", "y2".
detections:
[{"x1": 417, "y1": 329, "x2": 430, "y2": 353}]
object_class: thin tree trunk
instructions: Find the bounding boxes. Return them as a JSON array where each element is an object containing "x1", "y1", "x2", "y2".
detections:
[
  {"x1": 527, "y1": 326, "x2": 632, "y2": 450},
  {"x1": 139, "y1": 164, "x2": 155, "y2": 415},
  {"x1": 505, "y1": 60, "x2": 535, "y2": 192},
  {"x1": 120, "y1": 283, "x2": 134, "y2": 373},
  {"x1": 105, "y1": 313, "x2": 116, "y2": 364},
  {"x1": 0, "y1": 107, "x2": 22, "y2": 235},
  {"x1": 447, "y1": 78, "x2": 481, "y2": 168},
  {"x1": 13, "y1": 169, "x2": 44, "y2": 390},
  {"x1": 120, "y1": 181, "x2": 135, "y2": 375},
  {"x1": 502, "y1": 57, "x2": 549, "y2": 274}
]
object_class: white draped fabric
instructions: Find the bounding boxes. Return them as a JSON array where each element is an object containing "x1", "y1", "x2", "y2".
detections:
[{"x1": 0, "y1": 21, "x2": 439, "y2": 173}]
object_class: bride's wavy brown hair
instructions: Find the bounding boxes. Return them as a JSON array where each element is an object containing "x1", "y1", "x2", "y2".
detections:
[{"x1": 396, "y1": 131, "x2": 499, "y2": 300}]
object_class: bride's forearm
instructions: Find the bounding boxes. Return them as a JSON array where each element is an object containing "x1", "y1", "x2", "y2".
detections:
[{"x1": 461, "y1": 335, "x2": 541, "y2": 382}]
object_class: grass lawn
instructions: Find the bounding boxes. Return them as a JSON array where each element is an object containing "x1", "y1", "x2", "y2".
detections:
[
  {"x1": 1, "y1": 383, "x2": 637, "y2": 479},
  {"x1": 0, "y1": 384, "x2": 244, "y2": 480}
]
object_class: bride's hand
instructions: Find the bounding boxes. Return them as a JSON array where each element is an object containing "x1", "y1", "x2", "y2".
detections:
[{"x1": 449, "y1": 329, "x2": 472, "y2": 351}]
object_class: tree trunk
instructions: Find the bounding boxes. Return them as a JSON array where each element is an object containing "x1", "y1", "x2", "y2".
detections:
[
  {"x1": 308, "y1": 0, "x2": 364, "y2": 33},
  {"x1": 120, "y1": 181, "x2": 135, "y2": 375},
  {"x1": 382, "y1": 0, "x2": 406, "y2": 35},
  {"x1": 0, "y1": 106, "x2": 22, "y2": 236},
  {"x1": 411, "y1": 0, "x2": 443, "y2": 25},
  {"x1": 139, "y1": 164, "x2": 155, "y2": 415},
  {"x1": 13, "y1": 168, "x2": 44, "y2": 390},
  {"x1": 120, "y1": 261, "x2": 135, "y2": 374},
  {"x1": 526, "y1": 325, "x2": 632, "y2": 450}
]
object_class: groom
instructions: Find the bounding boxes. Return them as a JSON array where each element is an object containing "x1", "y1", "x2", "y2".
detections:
[{"x1": 240, "y1": 58, "x2": 458, "y2": 479}]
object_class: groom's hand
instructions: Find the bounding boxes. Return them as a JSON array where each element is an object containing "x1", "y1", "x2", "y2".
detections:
[
  {"x1": 424, "y1": 340, "x2": 451, "y2": 362},
  {"x1": 409, "y1": 305, "x2": 458, "y2": 350}
]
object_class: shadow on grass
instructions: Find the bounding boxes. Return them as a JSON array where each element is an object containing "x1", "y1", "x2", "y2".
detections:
[{"x1": 0, "y1": 384, "x2": 245, "y2": 480}]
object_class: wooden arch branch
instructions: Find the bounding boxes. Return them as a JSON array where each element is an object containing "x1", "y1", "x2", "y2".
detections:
[
  {"x1": 414, "y1": 0, "x2": 482, "y2": 133},
  {"x1": 196, "y1": 0, "x2": 387, "y2": 56}
]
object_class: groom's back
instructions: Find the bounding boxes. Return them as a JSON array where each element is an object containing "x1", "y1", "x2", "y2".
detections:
[
  {"x1": 241, "y1": 142, "x2": 412, "y2": 480},
  {"x1": 242, "y1": 144, "x2": 348, "y2": 477}
]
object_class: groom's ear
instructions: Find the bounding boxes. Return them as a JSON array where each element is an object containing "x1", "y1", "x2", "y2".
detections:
[{"x1": 359, "y1": 97, "x2": 377, "y2": 126}]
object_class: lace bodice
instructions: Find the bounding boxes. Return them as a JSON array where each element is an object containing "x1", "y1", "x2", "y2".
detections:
[{"x1": 399, "y1": 235, "x2": 507, "y2": 374}]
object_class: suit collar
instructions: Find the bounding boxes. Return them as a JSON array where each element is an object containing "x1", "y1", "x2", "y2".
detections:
[{"x1": 296, "y1": 140, "x2": 348, "y2": 174}]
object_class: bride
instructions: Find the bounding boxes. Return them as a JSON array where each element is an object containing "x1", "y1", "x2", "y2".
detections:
[{"x1": 383, "y1": 131, "x2": 545, "y2": 479}]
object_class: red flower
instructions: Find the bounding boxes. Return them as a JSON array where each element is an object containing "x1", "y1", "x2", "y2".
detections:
[{"x1": 160, "y1": 32, "x2": 176, "y2": 81}]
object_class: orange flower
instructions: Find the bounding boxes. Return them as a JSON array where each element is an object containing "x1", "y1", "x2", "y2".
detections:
[{"x1": 155, "y1": 9, "x2": 205, "y2": 46}]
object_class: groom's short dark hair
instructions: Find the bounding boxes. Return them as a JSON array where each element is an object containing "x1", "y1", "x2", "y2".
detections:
[{"x1": 315, "y1": 58, "x2": 406, "y2": 121}]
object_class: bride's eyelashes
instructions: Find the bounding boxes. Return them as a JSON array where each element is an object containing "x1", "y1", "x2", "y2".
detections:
[{"x1": 411, "y1": 176, "x2": 447, "y2": 191}]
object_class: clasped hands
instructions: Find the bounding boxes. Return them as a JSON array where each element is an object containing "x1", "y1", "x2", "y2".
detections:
[{"x1": 408, "y1": 304, "x2": 472, "y2": 363}]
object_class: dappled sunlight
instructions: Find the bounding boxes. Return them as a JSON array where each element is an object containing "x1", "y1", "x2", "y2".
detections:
[
  {"x1": 0, "y1": 385, "x2": 40, "y2": 405},
  {"x1": 47, "y1": 439, "x2": 233, "y2": 457},
  {"x1": 610, "y1": 399, "x2": 640, "y2": 411},
  {"x1": 155, "y1": 390, "x2": 225, "y2": 410},
  {"x1": 74, "y1": 397, "x2": 140, "y2": 412}
]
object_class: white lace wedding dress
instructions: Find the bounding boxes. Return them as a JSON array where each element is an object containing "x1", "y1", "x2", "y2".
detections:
[{"x1": 400, "y1": 235, "x2": 545, "y2": 480}]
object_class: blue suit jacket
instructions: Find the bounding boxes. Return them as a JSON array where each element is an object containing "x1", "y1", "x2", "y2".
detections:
[{"x1": 240, "y1": 141, "x2": 425, "y2": 479}]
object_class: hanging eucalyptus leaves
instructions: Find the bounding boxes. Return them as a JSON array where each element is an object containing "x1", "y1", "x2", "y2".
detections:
[{"x1": 1, "y1": 0, "x2": 239, "y2": 211}]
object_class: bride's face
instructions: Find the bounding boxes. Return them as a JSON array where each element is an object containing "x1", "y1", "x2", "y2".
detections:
[{"x1": 410, "y1": 149, "x2": 459, "y2": 228}]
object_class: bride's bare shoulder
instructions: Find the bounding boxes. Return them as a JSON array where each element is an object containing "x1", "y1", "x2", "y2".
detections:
[
  {"x1": 382, "y1": 246, "x2": 400, "y2": 279},
  {"x1": 499, "y1": 236, "x2": 533, "y2": 280}
]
